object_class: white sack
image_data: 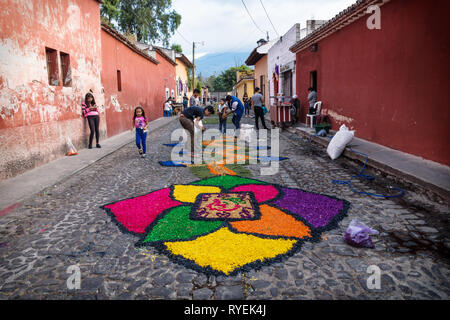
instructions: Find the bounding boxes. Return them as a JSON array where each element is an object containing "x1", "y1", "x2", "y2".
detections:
[{"x1": 326, "y1": 124, "x2": 354, "y2": 160}]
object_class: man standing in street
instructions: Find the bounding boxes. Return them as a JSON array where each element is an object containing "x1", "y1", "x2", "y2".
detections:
[
  {"x1": 291, "y1": 94, "x2": 300, "y2": 124},
  {"x1": 224, "y1": 95, "x2": 244, "y2": 136},
  {"x1": 251, "y1": 87, "x2": 268, "y2": 130}
]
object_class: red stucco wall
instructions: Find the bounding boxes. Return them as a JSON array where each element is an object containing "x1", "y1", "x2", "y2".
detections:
[
  {"x1": 101, "y1": 30, "x2": 176, "y2": 137},
  {"x1": 295, "y1": 0, "x2": 450, "y2": 166},
  {"x1": 0, "y1": 0, "x2": 103, "y2": 180}
]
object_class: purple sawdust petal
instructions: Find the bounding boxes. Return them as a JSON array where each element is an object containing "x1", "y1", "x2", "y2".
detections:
[{"x1": 272, "y1": 188, "x2": 345, "y2": 228}]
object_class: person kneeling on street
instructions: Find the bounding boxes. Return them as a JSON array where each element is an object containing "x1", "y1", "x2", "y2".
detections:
[{"x1": 179, "y1": 105, "x2": 215, "y2": 162}]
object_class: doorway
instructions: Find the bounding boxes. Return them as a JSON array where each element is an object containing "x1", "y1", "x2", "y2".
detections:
[
  {"x1": 310, "y1": 70, "x2": 317, "y2": 91},
  {"x1": 282, "y1": 70, "x2": 292, "y2": 97}
]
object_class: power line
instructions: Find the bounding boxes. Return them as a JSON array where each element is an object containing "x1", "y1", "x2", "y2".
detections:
[
  {"x1": 259, "y1": 0, "x2": 279, "y2": 37},
  {"x1": 176, "y1": 30, "x2": 191, "y2": 45},
  {"x1": 241, "y1": 0, "x2": 266, "y2": 36}
]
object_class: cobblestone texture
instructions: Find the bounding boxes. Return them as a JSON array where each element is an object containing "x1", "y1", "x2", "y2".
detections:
[{"x1": 0, "y1": 118, "x2": 448, "y2": 300}]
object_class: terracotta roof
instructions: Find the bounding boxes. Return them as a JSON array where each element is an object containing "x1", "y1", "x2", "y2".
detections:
[
  {"x1": 176, "y1": 53, "x2": 193, "y2": 68},
  {"x1": 152, "y1": 46, "x2": 178, "y2": 66},
  {"x1": 233, "y1": 75, "x2": 255, "y2": 89},
  {"x1": 290, "y1": 0, "x2": 391, "y2": 53},
  {"x1": 100, "y1": 23, "x2": 160, "y2": 65},
  {"x1": 245, "y1": 47, "x2": 266, "y2": 66}
]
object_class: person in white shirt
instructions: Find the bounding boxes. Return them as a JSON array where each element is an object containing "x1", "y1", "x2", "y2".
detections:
[
  {"x1": 189, "y1": 89, "x2": 201, "y2": 107},
  {"x1": 163, "y1": 99, "x2": 171, "y2": 117}
]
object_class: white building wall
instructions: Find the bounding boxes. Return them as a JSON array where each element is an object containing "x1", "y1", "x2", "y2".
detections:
[
  {"x1": 267, "y1": 23, "x2": 301, "y2": 106},
  {"x1": 267, "y1": 20, "x2": 328, "y2": 106}
]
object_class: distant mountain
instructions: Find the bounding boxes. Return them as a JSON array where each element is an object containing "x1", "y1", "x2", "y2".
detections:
[{"x1": 195, "y1": 52, "x2": 252, "y2": 78}]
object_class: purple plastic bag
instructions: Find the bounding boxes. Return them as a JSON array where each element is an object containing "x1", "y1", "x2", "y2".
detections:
[{"x1": 344, "y1": 219, "x2": 379, "y2": 248}]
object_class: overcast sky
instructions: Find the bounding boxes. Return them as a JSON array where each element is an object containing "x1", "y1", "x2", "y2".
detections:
[{"x1": 169, "y1": 0, "x2": 356, "y2": 60}]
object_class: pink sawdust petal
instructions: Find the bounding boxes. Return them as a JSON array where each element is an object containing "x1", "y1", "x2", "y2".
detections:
[
  {"x1": 230, "y1": 184, "x2": 279, "y2": 203},
  {"x1": 104, "y1": 188, "x2": 182, "y2": 234}
]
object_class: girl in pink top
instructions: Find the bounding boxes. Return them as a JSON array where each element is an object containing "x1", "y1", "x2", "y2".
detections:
[
  {"x1": 132, "y1": 106, "x2": 149, "y2": 158},
  {"x1": 81, "y1": 92, "x2": 101, "y2": 149}
]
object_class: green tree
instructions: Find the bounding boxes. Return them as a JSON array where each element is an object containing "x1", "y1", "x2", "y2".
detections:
[
  {"x1": 117, "y1": 0, "x2": 181, "y2": 46},
  {"x1": 171, "y1": 44, "x2": 183, "y2": 53},
  {"x1": 213, "y1": 65, "x2": 253, "y2": 92},
  {"x1": 186, "y1": 67, "x2": 193, "y2": 91},
  {"x1": 205, "y1": 75, "x2": 217, "y2": 92},
  {"x1": 100, "y1": 0, "x2": 120, "y2": 24}
]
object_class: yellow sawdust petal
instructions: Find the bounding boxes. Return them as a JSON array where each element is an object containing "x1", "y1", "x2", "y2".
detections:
[
  {"x1": 165, "y1": 228, "x2": 296, "y2": 274},
  {"x1": 172, "y1": 185, "x2": 221, "y2": 203}
]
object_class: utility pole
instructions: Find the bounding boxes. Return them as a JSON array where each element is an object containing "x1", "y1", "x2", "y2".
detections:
[
  {"x1": 191, "y1": 41, "x2": 204, "y2": 93},
  {"x1": 192, "y1": 42, "x2": 195, "y2": 93}
]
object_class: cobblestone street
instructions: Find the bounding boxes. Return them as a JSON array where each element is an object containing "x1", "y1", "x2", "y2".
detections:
[{"x1": 0, "y1": 117, "x2": 448, "y2": 300}]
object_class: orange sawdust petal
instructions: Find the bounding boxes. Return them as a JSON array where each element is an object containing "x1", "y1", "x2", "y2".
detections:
[
  {"x1": 230, "y1": 204, "x2": 312, "y2": 239},
  {"x1": 207, "y1": 163, "x2": 237, "y2": 176}
]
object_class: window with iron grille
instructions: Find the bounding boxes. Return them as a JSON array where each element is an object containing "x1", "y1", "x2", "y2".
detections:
[
  {"x1": 60, "y1": 52, "x2": 72, "y2": 87},
  {"x1": 45, "y1": 47, "x2": 59, "y2": 86}
]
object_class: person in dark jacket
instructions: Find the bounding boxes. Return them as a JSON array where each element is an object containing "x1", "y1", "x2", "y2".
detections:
[
  {"x1": 179, "y1": 105, "x2": 214, "y2": 161},
  {"x1": 291, "y1": 94, "x2": 300, "y2": 124}
]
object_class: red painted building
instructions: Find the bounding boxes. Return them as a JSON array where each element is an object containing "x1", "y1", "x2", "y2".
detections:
[
  {"x1": 0, "y1": 0, "x2": 104, "y2": 180},
  {"x1": 291, "y1": 0, "x2": 450, "y2": 166},
  {"x1": 0, "y1": 1, "x2": 178, "y2": 181},
  {"x1": 101, "y1": 24, "x2": 176, "y2": 137}
]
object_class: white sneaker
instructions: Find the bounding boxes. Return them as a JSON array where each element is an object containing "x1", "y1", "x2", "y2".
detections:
[{"x1": 141, "y1": 154, "x2": 146, "y2": 158}]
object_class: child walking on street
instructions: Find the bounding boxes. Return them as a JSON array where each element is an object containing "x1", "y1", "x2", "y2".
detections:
[{"x1": 132, "y1": 106, "x2": 149, "y2": 158}]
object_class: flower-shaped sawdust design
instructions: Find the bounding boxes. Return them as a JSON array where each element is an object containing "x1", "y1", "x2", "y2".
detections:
[{"x1": 101, "y1": 176, "x2": 350, "y2": 276}]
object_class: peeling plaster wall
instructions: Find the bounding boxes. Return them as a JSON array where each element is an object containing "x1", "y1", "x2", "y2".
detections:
[
  {"x1": 0, "y1": 0, "x2": 103, "y2": 180},
  {"x1": 294, "y1": 0, "x2": 450, "y2": 166},
  {"x1": 101, "y1": 29, "x2": 176, "y2": 137}
]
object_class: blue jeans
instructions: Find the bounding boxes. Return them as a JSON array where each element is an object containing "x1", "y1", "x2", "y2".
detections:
[
  {"x1": 232, "y1": 113, "x2": 242, "y2": 130},
  {"x1": 136, "y1": 128, "x2": 147, "y2": 154},
  {"x1": 244, "y1": 102, "x2": 250, "y2": 115},
  {"x1": 218, "y1": 114, "x2": 227, "y2": 134}
]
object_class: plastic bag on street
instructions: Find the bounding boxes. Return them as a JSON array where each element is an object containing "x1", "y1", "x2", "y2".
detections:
[
  {"x1": 193, "y1": 119, "x2": 203, "y2": 154},
  {"x1": 66, "y1": 137, "x2": 78, "y2": 156},
  {"x1": 239, "y1": 123, "x2": 255, "y2": 143},
  {"x1": 344, "y1": 219, "x2": 379, "y2": 248}
]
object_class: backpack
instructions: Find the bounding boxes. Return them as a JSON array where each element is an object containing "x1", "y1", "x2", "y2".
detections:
[{"x1": 261, "y1": 105, "x2": 268, "y2": 115}]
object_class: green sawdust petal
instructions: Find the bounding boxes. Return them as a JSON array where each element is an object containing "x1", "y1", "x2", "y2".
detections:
[
  {"x1": 189, "y1": 164, "x2": 253, "y2": 179},
  {"x1": 191, "y1": 175, "x2": 268, "y2": 189},
  {"x1": 143, "y1": 206, "x2": 222, "y2": 243}
]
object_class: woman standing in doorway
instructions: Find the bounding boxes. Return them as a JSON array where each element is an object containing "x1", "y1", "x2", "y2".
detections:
[{"x1": 82, "y1": 92, "x2": 101, "y2": 149}]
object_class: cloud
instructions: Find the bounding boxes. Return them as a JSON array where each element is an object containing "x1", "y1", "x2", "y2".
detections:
[{"x1": 169, "y1": 0, "x2": 356, "y2": 55}]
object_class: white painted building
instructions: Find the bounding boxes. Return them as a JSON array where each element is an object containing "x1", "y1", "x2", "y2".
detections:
[{"x1": 267, "y1": 21, "x2": 326, "y2": 106}]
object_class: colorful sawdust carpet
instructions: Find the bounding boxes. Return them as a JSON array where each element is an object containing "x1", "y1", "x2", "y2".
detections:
[{"x1": 101, "y1": 175, "x2": 350, "y2": 276}]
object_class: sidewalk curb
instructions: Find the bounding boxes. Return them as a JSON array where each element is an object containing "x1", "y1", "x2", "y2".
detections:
[
  {"x1": 287, "y1": 127, "x2": 450, "y2": 201},
  {"x1": 44, "y1": 116, "x2": 180, "y2": 187},
  {"x1": 0, "y1": 116, "x2": 179, "y2": 213}
]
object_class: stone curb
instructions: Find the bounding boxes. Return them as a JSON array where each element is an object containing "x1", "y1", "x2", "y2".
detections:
[
  {"x1": 0, "y1": 116, "x2": 180, "y2": 213},
  {"x1": 287, "y1": 127, "x2": 450, "y2": 201}
]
